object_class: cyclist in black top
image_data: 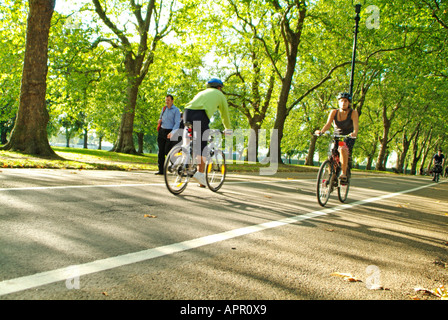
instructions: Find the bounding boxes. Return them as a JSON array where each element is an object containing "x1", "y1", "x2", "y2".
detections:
[
  {"x1": 315, "y1": 92, "x2": 359, "y2": 182},
  {"x1": 432, "y1": 149, "x2": 445, "y2": 181}
]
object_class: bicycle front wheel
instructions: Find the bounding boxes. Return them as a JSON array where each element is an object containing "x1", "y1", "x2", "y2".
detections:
[
  {"x1": 164, "y1": 146, "x2": 191, "y2": 195},
  {"x1": 338, "y1": 169, "x2": 350, "y2": 203},
  {"x1": 205, "y1": 149, "x2": 226, "y2": 192},
  {"x1": 316, "y1": 160, "x2": 332, "y2": 207}
]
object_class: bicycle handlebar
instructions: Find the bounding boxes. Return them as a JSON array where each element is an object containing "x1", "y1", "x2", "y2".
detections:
[{"x1": 314, "y1": 131, "x2": 357, "y2": 139}]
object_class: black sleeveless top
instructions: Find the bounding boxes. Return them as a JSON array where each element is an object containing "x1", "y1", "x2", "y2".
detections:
[{"x1": 333, "y1": 108, "x2": 354, "y2": 135}]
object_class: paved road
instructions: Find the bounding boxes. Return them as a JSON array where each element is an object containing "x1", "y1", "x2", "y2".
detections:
[{"x1": 0, "y1": 168, "x2": 447, "y2": 304}]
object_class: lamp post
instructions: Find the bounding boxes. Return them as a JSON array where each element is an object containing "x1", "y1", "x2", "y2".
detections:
[{"x1": 349, "y1": 4, "x2": 361, "y2": 100}]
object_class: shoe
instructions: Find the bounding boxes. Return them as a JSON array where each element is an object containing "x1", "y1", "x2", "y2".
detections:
[
  {"x1": 193, "y1": 171, "x2": 207, "y2": 186},
  {"x1": 155, "y1": 171, "x2": 163, "y2": 175},
  {"x1": 339, "y1": 174, "x2": 347, "y2": 182}
]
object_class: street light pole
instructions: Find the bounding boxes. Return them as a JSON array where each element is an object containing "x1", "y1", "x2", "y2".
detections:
[{"x1": 349, "y1": 4, "x2": 361, "y2": 100}]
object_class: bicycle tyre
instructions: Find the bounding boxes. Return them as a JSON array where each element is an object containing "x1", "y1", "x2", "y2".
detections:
[
  {"x1": 164, "y1": 146, "x2": 191, "y2": 195},
  {"x1": 205, "y1": 149, "x2": 226, "y2": 192},
  {"x1": 338, "y1": 168, "x2": 350, "y2": 203},
  {"x1": 316, "y1": 160, "x2": 332, "y2": 207}
]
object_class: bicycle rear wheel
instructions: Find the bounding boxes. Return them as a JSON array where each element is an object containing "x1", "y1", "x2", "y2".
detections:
[
  {"x1": 338, "y1": 169, "x2": 350, "y2": 202},
  {"x1": 164, "y1": 146, "x2": 191, "y2": 195},
  {"x1": 316, "y1": 160, "x2": 332, "y2": 207},
  {"x1": 205, "y1": 149, "x2": 226, "y2": 192}
]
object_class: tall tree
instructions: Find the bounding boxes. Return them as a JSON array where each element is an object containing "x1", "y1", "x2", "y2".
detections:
[
  {"x1": 91, "y1": 0, "x2": 174, "y2": 154},
  {"x1": 1, "y1": 0, "x2": 56, "y2": 156},
  {"x1": 267, "y1": 0, "x2": 307, "y2": 163}
]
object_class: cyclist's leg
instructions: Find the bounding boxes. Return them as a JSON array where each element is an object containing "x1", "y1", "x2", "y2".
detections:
[
  {"x1": 338, "y1": 144, "x2": 349, "y2": 178},
  {"x1": 185, "y1": 109, "x2": 210, "y2": 185},
  {"x1": 343, "y1": 137, "x2": 356, "y2": 179},
  {"x1": 194, "y1": 112, "x2": 210, "y2": 173}
]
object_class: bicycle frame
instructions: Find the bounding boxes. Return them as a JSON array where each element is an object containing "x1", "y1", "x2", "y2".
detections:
[
  {"x1": 315, "y1": 132, "x2": 354, "y2": 206},
  {"x1": 164, "y1": 122, "x2": 227, "y2": 194},
  {"x1": 432, "y1": 164, "x2": 442, "y2": 182},
  {"x1": 326, "y1": 133, "x2": 353, "y2": 175}
]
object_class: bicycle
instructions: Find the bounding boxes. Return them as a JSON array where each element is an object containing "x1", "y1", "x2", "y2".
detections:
[
  {"x1": 315, "y1": 132, "x2": 355, "y2": 207},
  {"x1": 163, "y1": 122, "x2": 227, "y2": 195},
  {"x1": 432, "y1": 164, "x2": 442, "y2": 182}
]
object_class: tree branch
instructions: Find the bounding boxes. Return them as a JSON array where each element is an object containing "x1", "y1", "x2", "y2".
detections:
[
  {"x1": 91, "y1": 0, "x2": 131, "y2": 48},
  {"x1": 287, "y1": 61, "x2": 352, "y2": 112}
]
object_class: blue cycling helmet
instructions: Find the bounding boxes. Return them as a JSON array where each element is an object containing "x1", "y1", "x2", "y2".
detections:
[
  {"x1": 207, "y1": 78, "x2": 224, "y2": 88},
  {"x1": 337, "y1": 92, "x2": 352, "y2": 102}
]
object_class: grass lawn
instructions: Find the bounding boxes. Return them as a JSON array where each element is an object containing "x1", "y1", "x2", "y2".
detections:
[{"x1": 0, "y1": 146, "x2": 318, "y2": 173}]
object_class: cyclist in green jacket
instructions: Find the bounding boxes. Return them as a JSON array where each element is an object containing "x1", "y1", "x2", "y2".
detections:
[{"x1": 183, "y1": 78, "x2": 232, "y2": 186}]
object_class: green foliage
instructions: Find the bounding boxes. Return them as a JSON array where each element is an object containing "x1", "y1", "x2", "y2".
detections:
[{"x1": 0, "y1": 0, "x2": 447, "y2": 170}]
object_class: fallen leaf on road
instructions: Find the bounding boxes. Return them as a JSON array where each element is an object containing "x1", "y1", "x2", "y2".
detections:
[
  {"x1": 330, "y1": 272, "x2": 361, "y2": 282},
  {"x1": 102, "y1": 291, "x2": 108, "y2": 296},
  {"x1": 414, "y1": 285, "x2": 448, "y2": 300},
  {"x1": 436, "y1": 285, "x2": 448, "y2": 300},
  {"x1": 144, "y1": 214, "x2": 157, "y2": 218}
]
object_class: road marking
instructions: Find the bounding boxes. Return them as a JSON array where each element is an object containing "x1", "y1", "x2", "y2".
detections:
[{"x1": 0, "y1": 179, "x2": 440, "y2": 296}]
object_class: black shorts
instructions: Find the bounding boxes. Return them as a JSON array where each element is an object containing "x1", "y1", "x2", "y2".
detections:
[
  {"x1": 183, "y1": 109, "x2": 210, "y2": 155},
  {"x1": 344, "y1": 137, "x2": 356, "y2": 155}
]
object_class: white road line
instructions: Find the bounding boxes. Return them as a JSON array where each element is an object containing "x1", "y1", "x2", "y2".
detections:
[{"x1": 0, "y1": 179, "x2": 439, "y2": 296}]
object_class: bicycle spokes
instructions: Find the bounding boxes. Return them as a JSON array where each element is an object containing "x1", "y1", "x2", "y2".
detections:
[
  {"x1": 164, "y1": 147, "x2": 191, "y2": 195},
  {"x1": 316, "y1": 160, "x2": 332, "y2": 207},
  {"x1": 205, "y1": 150, "x2": 226, "y2": 192}
]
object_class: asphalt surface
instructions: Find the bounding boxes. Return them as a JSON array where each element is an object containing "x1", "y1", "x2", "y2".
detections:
[{"x1": 0, "y1": 168, "x2": 447, "y2": 305}]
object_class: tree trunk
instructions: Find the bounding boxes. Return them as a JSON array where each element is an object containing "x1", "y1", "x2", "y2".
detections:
[
  {"x1": 395, "y1": 134, "x2": 409, "y2": 173},
  {"x1": 247, "y1": 122, "x2": 261, "y2": 162},
  {"x1": 365, "y1": 137, "x2": 378, "y2": 170},
  {"x1": 83, "y1": 128, "x2": 88, "y2": 148},
  {"x1": 305, "y1": 134, "x2": 317, "y2": 166},
  {"x1": 410, "y1": 127, "x2": 426, "y2": 175},
  {"x1": 113, "y1": 76, "x2": 139, "y2": 154},
  {"x1": 2, "y1": 0, "x2": 56, "y2": 157},
  {"x1": 137, "y1": 132, "x2": 144, "y2": 154},
  {"x1": 65, "y1": 127, "x2": 70, "y2": 147},
  {"x1": 272, "y1": 74, "x2": 295, "y2": 164},
  {"x1": 375, "y1": 123, "x2": 390, "y2": 171}
]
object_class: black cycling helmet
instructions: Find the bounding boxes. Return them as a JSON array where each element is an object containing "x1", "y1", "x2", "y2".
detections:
[
  {"x1": 337, "y1": 92, "x2": 352, "y2": 102},
  {"x1": 207, "y1": 78, "x2": 224, "y2": 88}
]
